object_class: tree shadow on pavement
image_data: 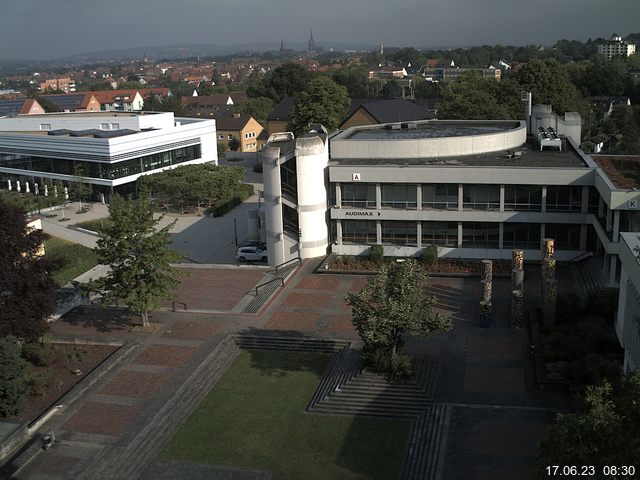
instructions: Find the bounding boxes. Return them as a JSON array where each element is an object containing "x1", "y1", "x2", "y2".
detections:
[{"x1": 59, "y1": 306, "x2": 138, "y2": 333}]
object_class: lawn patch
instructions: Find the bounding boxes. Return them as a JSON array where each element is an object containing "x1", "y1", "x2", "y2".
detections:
[
  {"x1": 160, "y1": 350, "x2": 410, "y2": 480},
  {"x1": 45, "y1": 236, "x2": 99, "y2": 285}
]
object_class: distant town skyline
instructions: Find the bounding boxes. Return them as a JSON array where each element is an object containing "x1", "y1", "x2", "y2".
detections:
[{"x1": 1, "y1": 0, "x2": 639, "y2": 60}]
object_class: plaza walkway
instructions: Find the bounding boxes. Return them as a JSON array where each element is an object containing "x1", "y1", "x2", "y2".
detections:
[{"x1": 14, "y1": 259, "x2": 570, "y2": 480}]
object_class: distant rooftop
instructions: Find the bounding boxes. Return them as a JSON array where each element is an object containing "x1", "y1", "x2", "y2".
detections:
[{"x1": 594, "y1": 155, "x2": 640, "y2": 189}]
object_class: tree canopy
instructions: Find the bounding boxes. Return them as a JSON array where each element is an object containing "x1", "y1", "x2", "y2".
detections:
[
  {"x1": 248, "y1": 63, "x2": 314, "y2": 103},
  {"x1": 538, "y1": 371, "x2": 640, "y2": 474},
  {"x1": 288, "y1": 76, "x2": 350, "y2": 134},
  {"x1": 89, "y1": 193, "x2": 182, "y2": 327},
  {"x1": 138, "y1": 163, "x2": 245, "y2": 212},
  {"x1": 0, "y1": 201, "x2": 60, "y2": 341},
  {"x1": 0, "y1": 336, "x2": 29, "y2": 417},
  {"x1": 346, "y1": 259, "x2": 452, "y2": 365},
  {"x1": 438, "y1": 72, "x2": 523, "y2": 120}
]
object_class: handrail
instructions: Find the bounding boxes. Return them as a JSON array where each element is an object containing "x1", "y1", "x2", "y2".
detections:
[
  {"x1": 275, "y1": 257, "x2": 301, "y2": 273},
  {"x1": 255, "y1": 277, "x2": 284, "y2": 296}
]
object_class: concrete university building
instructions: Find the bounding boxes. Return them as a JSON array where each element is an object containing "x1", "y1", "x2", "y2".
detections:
[
  {"x1": 0, "y1": 111, "x2": 217, "y2": 198},
  {"x1": 262, "y1": 107, "x2": 640, "y2": 373}
]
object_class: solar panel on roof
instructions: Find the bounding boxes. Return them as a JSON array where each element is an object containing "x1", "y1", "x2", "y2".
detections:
[
  {"x1": 0, "y1": 99, "x2": 26, "y2": 116},
  {"x1": 41, "y1": 94, "x2": 85, "y2": 109}
]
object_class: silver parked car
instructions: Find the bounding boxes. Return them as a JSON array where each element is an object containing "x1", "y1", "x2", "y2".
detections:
[{"x1": 236, "y1": 246, "x2": 267, "y2": 263}]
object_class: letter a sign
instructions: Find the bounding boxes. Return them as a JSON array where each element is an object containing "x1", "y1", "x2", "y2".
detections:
[{"x1": 352, "y1": 173, "x2": 361, "y2": 181}]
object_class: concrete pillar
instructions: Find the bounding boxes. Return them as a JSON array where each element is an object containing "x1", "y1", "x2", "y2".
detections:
[
  {"x1": 580, "y1": 224, "x2": 587, "y2": 251},
  {"x1": 609, "y1": 255, "x2": 618, "y2": 287},
  {"x1": 613, "y1": 210, "x2": 620, "y2": 241},
  {"x1": 498, "y1": 223, "x2": 504, "y2": 250},
  {"x1": 542, "y1": 278, "x2": 558, "y2": 328},
  {"x1": 335, "y1": 183, "x2": 341, "y2": 207},
  {"x1": 416, "y1": 221, "x2": 422, "y2": 248},
  {"x1": 416, "y1": 184, "x2": 422, "y2": 211},
  {"x1": 458, "y1": 184, "x2": 464, "y2": 212},
  {"x1": 511, "y1": 290, "x2": 524, "y2": 329},
  {"x1": 376, "y1": 183, "x2": 381, "y2": 210},
  {"x1": 581, "y1": 185, "x2": 589, "y2": 214},
  {"x1": 457, "y1": 222, "x2": 463, "y2": 247},
  {"x1": 481, "y1": 279, "x2": 492, "y2": 302},
  {"x1": 336, "y1": 220, "x2": 343, "y2": 246},
  {"x1": 499, "y1": 185, "x2": 505, "y2": 212},
  {"x1": 541, "y1": 186, "x2": 547, "y2": 213},
  {"x1": 512, "y1": 269, "x2": 524, "y2": 291},
  {"x1": 376, "y1": 220, "x2": 382, "y2": 245},
  {"x1": 606, "y1": 205, "x2": 612, "y2": 232}
]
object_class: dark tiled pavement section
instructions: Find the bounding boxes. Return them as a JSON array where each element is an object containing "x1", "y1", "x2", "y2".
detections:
[
  {"x1": 170, "y1": 267, "x2": 266, "y2": 311},
  {"x1": 18, "y1": 260, "x2": 572, "y2": 480}
]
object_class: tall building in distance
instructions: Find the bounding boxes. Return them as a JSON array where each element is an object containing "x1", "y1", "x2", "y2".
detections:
[{"x1": 597, "y1": 33, "x2": 636, "y2": 61}]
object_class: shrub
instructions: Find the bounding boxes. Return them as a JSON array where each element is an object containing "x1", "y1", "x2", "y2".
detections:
[
  {"x1": 421, "y1": 245, "x2": 438, "y2": 265},
  {"x1": 21, "y1": 341, "x2": 57, "y2": 367},
  {"x1": 370, "y1": 244, "x2": 384, "y2": 265},
  {"x1": 207, "y1": 184, "x2": 255, "y2": 217},
  {"x1": 0, "y1": 336, "x2": 29, "y2": 416},
  {"x1": 364, "y1": 349, "x2": 414, "y2": 381},
  {"x1": 584, "y1": 289, "x2": 618, "y2": 324}
]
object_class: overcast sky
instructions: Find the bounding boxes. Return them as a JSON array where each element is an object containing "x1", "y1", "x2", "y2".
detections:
[{"x1": 1, "y1": 0, "x2": 639, "y2": 60}]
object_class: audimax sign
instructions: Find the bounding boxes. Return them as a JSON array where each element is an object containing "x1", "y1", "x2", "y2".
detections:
[{"x1": 344, "y1": 211, "x2": 381, "y2": 216}]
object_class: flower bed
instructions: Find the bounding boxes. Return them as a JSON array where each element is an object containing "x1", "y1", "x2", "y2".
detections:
[{"x1": 326, "y1": 254, "x2": 512, "y2": 275}]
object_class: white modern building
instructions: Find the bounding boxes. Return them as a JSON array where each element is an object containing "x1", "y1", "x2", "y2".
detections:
[
  {"x1": 261, "y1": 110, "x2": 640, "y2": 372},
  {"x1": 597, "y1": 34, "x2": 636, "y2": 61},
  {"x1": 0, "y1": 111, "x2": 217, "y2": 198}
]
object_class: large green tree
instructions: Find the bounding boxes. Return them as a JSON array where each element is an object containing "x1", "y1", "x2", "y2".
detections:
[
  {"x1": 248, "y1": 63, "x2": 314, "y2": 103},
  {"x1": 139, "y1": 164, "x2": 245, "y2": 212},
  {"x1": 235, "y1": 96, "x2": 274, "y2": 126},
  {"x1": 438, "y1": 72, "x2": 522, "y2": 120},
  {"x1": 538, "y1": 371, "x2": 640, "y2": 476},
  {"x1": 89, "y1": 193, "x2": 182, "y2": 327},
  {"x1": 517, "y1": 59, "x2": 584, "y2": 114},
  {"x1": 288, "y1": 76, "x2": 350, "y2": 134},
  {"x1": 0, "y1": 336, "x2": 29, "y2": 417},
  {"x1": 345, "y1": 259, "x2": 452, "y2": 368},
  {"x1": 0, "y1": 201, "x2": 60, "y2": 341}
]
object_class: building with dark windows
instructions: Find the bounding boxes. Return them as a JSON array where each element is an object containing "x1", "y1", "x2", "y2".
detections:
[
  {"x1": 0, "y1": 111, "x2": 216, "y2": 198},
  {"x1": 261, "y1": 111, "x2": 640, "y2": 373}
]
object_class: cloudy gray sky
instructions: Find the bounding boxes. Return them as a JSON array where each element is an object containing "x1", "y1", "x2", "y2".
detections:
[{"x1": 1, "y1": 0, "x2": 639, "y2": 60}]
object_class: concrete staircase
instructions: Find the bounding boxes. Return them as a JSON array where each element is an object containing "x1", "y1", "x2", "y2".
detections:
[
  {"x1": 572, "y1": 257, "x2": 608, "y2": 298},
  {"x1": 240, "y1": 262, "x2": 300, "y2": 314},
  {"x1": 234, "y1": 334, "x2": 349, "y2": 354},
  {"x1": 400, "y1": 405, "x2": 451, "y2": 480}
]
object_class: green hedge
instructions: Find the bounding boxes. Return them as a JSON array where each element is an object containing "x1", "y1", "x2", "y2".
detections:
[{"x1": 209, "y1": 184, "x2": 255, "y2": 217}]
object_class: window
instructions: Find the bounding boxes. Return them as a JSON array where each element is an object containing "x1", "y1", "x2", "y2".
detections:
[
  {"x1": 422, "y1": 184, "x2": 458, "y2": 210},
  {"x1": 100, "y1": 123, "x2": 109, "y2": 130},
  {"x1": 342, "y1": 220, "x2": 377, "y2": 244},
  {"x1": 546, "y1": 186, "x2": 582, "y2": 212},
  {"x1": 463, "y1": 185, "x2": 500, "y2": 210},
  {"x1": 40, "y1": 124, "x2": 51, "y2": 131},
  {"x1": 218, "y1": 134, "x2": 224, "y2": 140},
  {"x1": 111, "y1": 123, "x2": 119, "y2": 130},
  {"x1": 462, "y1": 223, "x2": 499, "y2": 248},
  {"x1": 545, "y1": 224, "x2": 580, "y2": 250},
  {"x1": 228, "y1": 134, "x2": 233, "y2": 140},
  {"x1": 504, "y1": 185, "x2": 542, "y2": 211},
  {"x1": 502, "y1": 223, "x2": 541, "y2": 249},
  {"x1": 422, "y1": 222, "x2": 457, "y2": 247},
  {"x1": 341, "y1": 183, "x2": 376, "y2": 208},
  {"x1": 381, "y1": 184, "x2": 417, "y2": 209},
  {"x1": 382, "y1": 221, "x2": 417, "y2": 246},
  {"x1": 280, "y1": 157, "x2": 297, "y2": 201}
]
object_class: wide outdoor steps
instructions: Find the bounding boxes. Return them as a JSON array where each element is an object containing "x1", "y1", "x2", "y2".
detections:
[
  {"x1": 572, "y1": 257, "x2": 608, "y2": 298},
  {"x1": 241, "y1": 262, "x2": 300, "y2": 314},
  {"x1": 400, "y1": 405, "x2": 451, "y2": 480},
  {"x1": 235, "y1": 334, "x2": 350, "y2": 354}
]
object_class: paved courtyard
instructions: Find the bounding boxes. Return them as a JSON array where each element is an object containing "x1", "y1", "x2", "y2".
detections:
[{"x1": 13, "y1": 260, "x2": 571, "y2": 480}]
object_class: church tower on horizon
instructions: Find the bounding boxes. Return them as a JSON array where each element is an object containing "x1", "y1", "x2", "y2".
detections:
[{"x1": 308, "y1": 29, "x2": 316, "y2": 52}]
